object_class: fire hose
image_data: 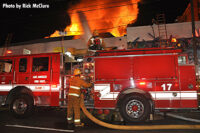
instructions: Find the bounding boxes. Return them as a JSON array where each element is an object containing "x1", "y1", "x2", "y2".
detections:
[{"x1": 80, "y1": 95, "x2": 200, "y2": 130}]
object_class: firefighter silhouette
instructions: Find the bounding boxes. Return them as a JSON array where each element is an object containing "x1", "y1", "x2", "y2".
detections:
[
  {"x1": 87, "y1": 30, "x2": 106, "y2": 51},
  {"x1": 67, "y1": 69, "x2": 92, "y2": 128}
]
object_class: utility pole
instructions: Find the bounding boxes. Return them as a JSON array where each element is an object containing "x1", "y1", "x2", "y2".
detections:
[
  {"x1": 190, "y1": 0, "x2": 198, "y2": 75},
  {"x1": 2, "y1": 33, "x2": 13, "y2": 56},
  {"x1": 59, "y1": 31, "x2": 67, "y2": 54}
]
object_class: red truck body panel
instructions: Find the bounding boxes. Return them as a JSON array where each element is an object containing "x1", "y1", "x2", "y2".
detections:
[
  {"x1": 0, "y1": 53, "x2": 62, "y2": 107},
  {"x1": 85, "y1": 48, "x2": 198, "y2": 109},
  {"x1": 0, "y1": 48, "x2": 198, "y2": 112}
]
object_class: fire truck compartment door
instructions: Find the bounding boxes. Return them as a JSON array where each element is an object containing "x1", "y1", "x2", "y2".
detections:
[
  {"x1": 153, "y1": 81, "x2": 181, "y2": 108},
  {"x1": 179, "y1": 65, "x2": 198, "y2": 108},
  {"x1": 94, "y1": 83, "x2": 118, "y2": 108}
]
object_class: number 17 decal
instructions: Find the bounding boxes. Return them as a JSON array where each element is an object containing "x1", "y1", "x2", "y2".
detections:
[{"x1": 161, "y1": 83, "x2": 172, "y2": 91}]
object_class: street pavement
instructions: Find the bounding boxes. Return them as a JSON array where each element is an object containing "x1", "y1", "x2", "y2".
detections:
[{"x1": 0, "y1": 107, "x2": 200, "y2": 133}]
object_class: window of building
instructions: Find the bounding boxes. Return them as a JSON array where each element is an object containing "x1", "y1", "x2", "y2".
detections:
[
  {"x1": 0, "y1": 59, "x2": 12, "y2": 73},
  {"x1": 32, "y1": 57, "x2": 49, "y2": 72},
  {"x1": 19, "y1": 58, "x2": 27, "y2": 72}
]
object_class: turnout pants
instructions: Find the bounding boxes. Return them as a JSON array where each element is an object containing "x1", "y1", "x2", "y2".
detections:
[{"x1": 67, "y1": 95, "x2": 81, "y2": 125}]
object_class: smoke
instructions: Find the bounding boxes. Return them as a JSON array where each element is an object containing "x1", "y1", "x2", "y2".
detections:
[
  {"x1": 66, "y1": 0, "x2": 140, "y2": 36},
  {"x1": 77, "y1": 11, "x2": 92, "y2": 43},
  {"x1": 49, "y1": 0, "x2": 140, "y2": 38}
]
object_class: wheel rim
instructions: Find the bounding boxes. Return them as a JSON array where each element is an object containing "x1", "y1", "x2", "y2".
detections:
[
  {"x1": 13, "y1": 98, "x2": 28, "y2": 115},
  {"x1": 125, "y1": 99, "x2": 144, "y2": 119}
]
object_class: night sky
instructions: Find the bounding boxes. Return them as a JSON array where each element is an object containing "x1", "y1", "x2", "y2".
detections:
[{"x1": 0, "y1": 0, "x2": 190, "y2": 45}]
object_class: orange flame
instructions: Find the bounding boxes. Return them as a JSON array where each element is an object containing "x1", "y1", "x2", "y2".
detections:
[{"x1": 49, "y1": 0, "x2": 140, "y2": 38}]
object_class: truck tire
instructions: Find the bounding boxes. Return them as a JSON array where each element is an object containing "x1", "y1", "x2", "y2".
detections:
[
  {"x1": 9, "y1": 94, "x2": 34, "y2": 118},
  {"x1": 119, "y1": 95, "x2": 150, "y2": 122}
]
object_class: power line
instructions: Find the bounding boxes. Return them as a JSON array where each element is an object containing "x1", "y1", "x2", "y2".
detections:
[
  {"x1": 64, "y1": 24, "x2": 129, "y2": 33},
  {"x1": 68, "y1": 0, "x2": 132, "y2": 11},
  {"x1": 0, "y1": 2, "x2": 138, "y2": 24},
  {"x1": 94, "y1": 24, "x2": 128, "y2": 31},
  {"x1": 68, "y1": 2, "x2": 138, "y2": 14},
  {"x1": 69, "y1": 14, "x2": 137, "y2": 24}
]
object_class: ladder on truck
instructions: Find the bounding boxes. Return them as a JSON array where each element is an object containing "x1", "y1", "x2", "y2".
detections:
[{"x1": 156, "y1": 14, "x2": 168, "y2": 47}]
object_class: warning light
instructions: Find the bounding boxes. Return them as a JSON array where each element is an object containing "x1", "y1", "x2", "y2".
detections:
[
  {"x1": 51, "y1": 84, "x2": 57, "y2": 88},
  {"x1": 139, "y1": 81, "x2": 146, "y2": 86},
  {"x1": 6, "y1": 50, "x2": 12, "y2": 54},
  {"x1": 177, "y1": 43, "x2": 181, "y2": 47},
  {"x1": 171, "y1": 38, "x2": 177, "y2": 43}
]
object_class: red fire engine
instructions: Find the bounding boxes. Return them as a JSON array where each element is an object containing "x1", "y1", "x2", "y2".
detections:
[
  {"x1": 0, "y1": 48, "x2": 198, "y2": 122},
  {"x1": 0, "y1": 53, "x2": 66, "y2": 117},
  {"x1": 83, "y1": 48, "x2": 198, "y2": 122}
]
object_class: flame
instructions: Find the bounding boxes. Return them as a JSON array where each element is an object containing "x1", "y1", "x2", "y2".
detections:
[
  {"x1": 68, "y1": 24, "x2": 80, "y2": 35},
  {"x1": 48, "y1": 31, "x2": 60, "y2": 38},
  {"x1": 49, "y1": 0, "x2": 140, "y2": 38}
]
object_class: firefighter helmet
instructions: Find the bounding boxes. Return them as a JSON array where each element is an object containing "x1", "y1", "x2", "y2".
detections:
[{"x1": 73, "y1": 69, "x2": 81, "y2": 75}]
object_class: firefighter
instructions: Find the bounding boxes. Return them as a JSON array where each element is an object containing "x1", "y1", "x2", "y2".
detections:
[
  {"x1": 67, "y1": 68, "x2": 92, "y2": 129},
  {"x1": 87, "y1": 30, "x2": 106, "y2": 51}
]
